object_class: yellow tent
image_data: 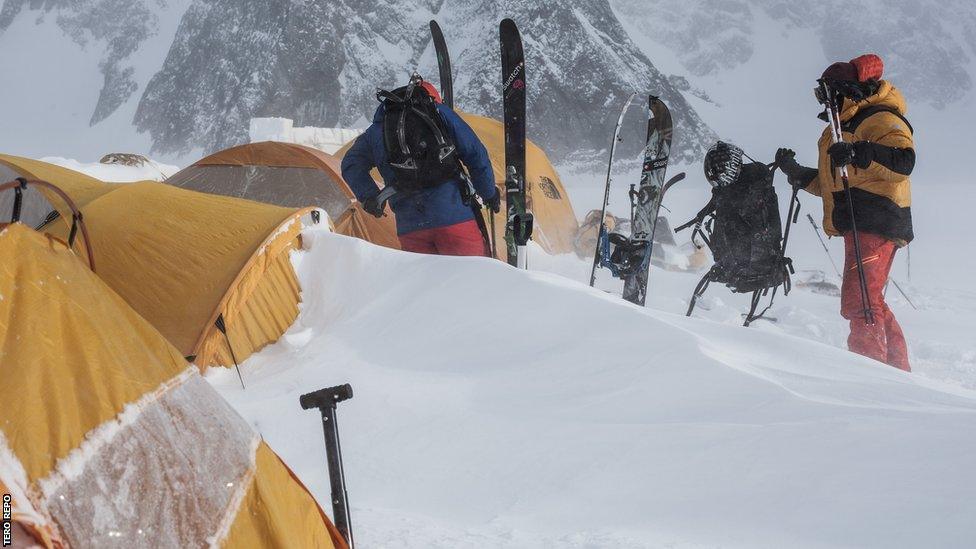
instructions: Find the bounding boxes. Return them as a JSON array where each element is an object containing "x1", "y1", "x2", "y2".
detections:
[
  {"x1": 167, "y1": 141, "x2": 400, "y2": 250},
  {"x1": 0, "y1": 223, "x2": 345, "y2": 548},
  {"x1": 0, "y1": 154, "x2": 113, "y2": 227},
  {"x1": 335, "y1": 113, "x2": 579, "y2": 257},
  {"x1": 43, "y1": 181, "x2": 313, "y2": 368}
]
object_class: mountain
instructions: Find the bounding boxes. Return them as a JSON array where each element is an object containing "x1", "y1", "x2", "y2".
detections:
[
  {"x1": 135, "y1": 0, "x2": 715, "y2": 163},
  {"x1": 611, "y1": 0, "x2": 976, "y2": 109},
  {"x1": 2, "y1": 0, "x2": 975, "y2": 170}
]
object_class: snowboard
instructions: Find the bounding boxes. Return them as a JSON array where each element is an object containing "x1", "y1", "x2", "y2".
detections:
[
  {"x1": 622, "y1": 96, "x2": 673, "y2": 305},
  {"x1": 500, "y1": 18, "x2": 532, "y2": 268}
]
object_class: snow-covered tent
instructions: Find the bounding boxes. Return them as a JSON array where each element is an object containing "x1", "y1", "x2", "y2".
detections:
[
  {"x1": 42, "y1": 181, "x2": 315, "y2": 368},
  {"x1": 0, "y1": 222, "x2": 345, "y2": 548},
  {"x1": 0, "y1": 153, "x2": 111, "y2": 227},
  {"x1": 334, "y1": 113, "x2": 580, "y2": 258},
  {"x1": 166, "y1": 141, "x2": 400, "y2": 250}
]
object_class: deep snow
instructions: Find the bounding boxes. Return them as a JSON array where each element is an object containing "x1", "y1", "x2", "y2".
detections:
[{"x1": 208, "y1": 227, "x2": 976, "y2": 548}]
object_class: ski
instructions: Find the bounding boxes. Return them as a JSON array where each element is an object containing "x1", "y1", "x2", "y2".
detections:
[
  {"x1": 622, "y1": 95, "x2": 673, "y2": 305},
  {"x1": 429, "y1": 20, "x2": 453, "y2": 109},
  {"x1": 500, "y1": 18, "x2": 532, "y2": 268},
  {"x1": 590, "y1": 92, "x2": 637, "y2": 287},
  {"x1": 431, "y1": 19, "x2": 495, "y2": 257}
]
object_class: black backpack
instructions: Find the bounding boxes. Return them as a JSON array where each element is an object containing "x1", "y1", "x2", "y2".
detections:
[
  {"x1": 678, "y1": 162, "x2": 798, "y2": 325},
  {"x1": 377, "y1": 80, "x2": 462, "y2": 192}
]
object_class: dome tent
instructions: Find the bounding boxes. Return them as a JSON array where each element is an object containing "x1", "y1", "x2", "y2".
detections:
[
  {"x1": 0, "y1": 153, "x2": 112, "y2": 227},
  {"x1": 0, "y1": 223, "x2": 345, "y2": 548},
  {"x1": 334, "y1": 112, "x2": 580, "y2": 258},
  {"x1": 43, "y1": 181, "x2": 315, "y2": 368},
  {"x1": 166, "y1": 141, "x2": 400, "y2": 250}
]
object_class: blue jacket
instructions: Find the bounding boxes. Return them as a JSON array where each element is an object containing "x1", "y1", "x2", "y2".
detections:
[{"x1": 341, "y1": 104, "x2": 497, "y2": 235}]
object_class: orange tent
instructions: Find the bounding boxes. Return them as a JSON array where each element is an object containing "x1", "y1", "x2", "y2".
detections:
[
  {"x1": 0, "y1": 222, "x2": 345, "y2": 548},
  {"x1": 167, "y1": 141, "x2": 399, "y2": 249}
]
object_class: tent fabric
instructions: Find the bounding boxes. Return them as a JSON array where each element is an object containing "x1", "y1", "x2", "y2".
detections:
[
  {"x1": 459, "y1": 114, "x2": 579, "y2": 257},
  {"x1": 45, "y1": 181, "x2": 312, "y2": 368},
  {"x1": 167, "y1": 141, "x2": 399, "y2": 250},
  {"x1": 0, "y1": 154, "x2": 114, "y2": 228},
  {"x1": 0, "y1": 223, "x2": 342, "y2": 548},
  {"x1": 334, "y1": 113, "x2": 579, "y2": 258}
]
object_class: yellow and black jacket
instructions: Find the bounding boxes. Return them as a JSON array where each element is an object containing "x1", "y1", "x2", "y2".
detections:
[{"x1": 803, "y1": 80, "x2": 915, "y2": 245}]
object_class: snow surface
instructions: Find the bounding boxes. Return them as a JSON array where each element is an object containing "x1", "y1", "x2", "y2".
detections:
[{"x1": 208, "y1": 227, "x2": 976, "y2": 548}]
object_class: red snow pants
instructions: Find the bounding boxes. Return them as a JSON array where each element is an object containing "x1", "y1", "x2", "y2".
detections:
[
  {"x1": 398, "y1": 220, "x2": 488, "y2": 257},
  {"x1": 841, "y1": 232, "x2": 910, "y2": 372}
]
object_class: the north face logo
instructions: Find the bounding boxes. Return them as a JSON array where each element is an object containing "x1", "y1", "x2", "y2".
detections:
[{"x1": 539, "y1": 177, "x2": 561, "y2": 200}]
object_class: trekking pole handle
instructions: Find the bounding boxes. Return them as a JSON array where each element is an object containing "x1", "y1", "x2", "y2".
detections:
[{"x1": 300, "y1": 384, "x2": 354, "y2": 410}]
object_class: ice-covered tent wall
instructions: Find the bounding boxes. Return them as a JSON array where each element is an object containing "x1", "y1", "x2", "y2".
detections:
[{"x1": 0, "y1": 223, "x2": 344, "y2": 548}]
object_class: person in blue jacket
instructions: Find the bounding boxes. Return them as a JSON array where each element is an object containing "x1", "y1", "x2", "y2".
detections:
[{"x1": 341, "y1": 80, "x2": 500, "y2": 256}]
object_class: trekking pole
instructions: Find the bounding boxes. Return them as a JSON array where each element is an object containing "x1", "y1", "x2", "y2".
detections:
[
  {"x1": 906, "y1": 244, "x2": 911, "y2": 282},
  {"x1": 300, "y1": 384, "x2": 355, "y2": 548},
  {"x1": 806, "y1": 213, "x2": 842, "y2": 278},
  {"x1": 888, "y1": 277, "x2": 918, "y2": 310},
  {"x1": 818, "y1": 79, "x2": 874, "y2": 325}
]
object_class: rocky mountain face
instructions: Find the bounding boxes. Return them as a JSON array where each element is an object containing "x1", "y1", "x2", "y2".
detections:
[
  {"x1": 6, "y1": 0, "x2": 974, "y2": 165},
  {"x1": 612, "y1": 0, "x2": 976, "y2": 109},
  {"x1": 133, "y1": 0, "x2": 714, "y2": 163},
  {"x1": 1, "y1": 0, "x2": 164, "y2": 124}
]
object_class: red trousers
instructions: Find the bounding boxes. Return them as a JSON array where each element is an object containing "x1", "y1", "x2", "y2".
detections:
[
  {"x1": 398, "y1": 220, "x2": 488, "y2": 257},
  {"x1": 841, "y1": 232, "x2": 910, "y2": 371}
]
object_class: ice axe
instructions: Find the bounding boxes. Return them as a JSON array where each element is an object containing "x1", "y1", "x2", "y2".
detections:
[{"x1": 300, "y1": 384, "x2": 356, "y2": 548}]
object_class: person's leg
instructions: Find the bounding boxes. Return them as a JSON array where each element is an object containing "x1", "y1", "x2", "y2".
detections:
[
  {"x1": 879, "y1": 248, "x2": 912, "y2": 371},
  {"x1": 841, "y1": 232, "x2": 896, "y2": 366},
  {"x1": 398, "y1": 228, "x2": 438, "y2": 255},
  {"x1": 432, "y1": 220, "x2": 489, "y2": 257}
]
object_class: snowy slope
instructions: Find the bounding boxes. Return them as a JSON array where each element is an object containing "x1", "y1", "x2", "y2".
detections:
[{"x1": 208, "y1": 228, "x2": 976, "y2": 549}]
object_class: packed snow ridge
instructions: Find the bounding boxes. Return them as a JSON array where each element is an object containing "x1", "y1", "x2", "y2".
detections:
[{"x1": 208, "y1": 227, "x2": 976, "y2": 549}]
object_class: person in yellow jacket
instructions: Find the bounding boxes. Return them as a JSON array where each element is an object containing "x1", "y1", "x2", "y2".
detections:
[{"x1": 776, "y1": 54, "x2": 914, "y2": 371}]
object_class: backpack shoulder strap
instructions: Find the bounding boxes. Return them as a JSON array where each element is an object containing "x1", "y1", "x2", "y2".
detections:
[{"x1": 844, "y1": 106, "x2": 914, "y2": 135}]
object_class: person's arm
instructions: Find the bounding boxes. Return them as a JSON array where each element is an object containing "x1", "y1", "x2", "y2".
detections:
[
  {"x1": 442, "y1": 108, "x2": 497, "y2": 201},
  {"x1": 776, "y1": 147, "x2": 820, "y2": 195},
  {"x1": 854, "y1": 113, "x2": 915, "y2": 181},
  {"x1": 340, "y1": 130, "x2": 382, "y2": 202}
]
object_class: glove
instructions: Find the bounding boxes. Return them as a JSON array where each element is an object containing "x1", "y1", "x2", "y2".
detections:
[
  {"x1": 775, "y1": 147, "x2": 815, "y2": 189},
  {"x1": 775, "y1": 148, "x2": 800, "y2": 176},
  {"x1": 486, "y1": 192, "x2": 501, "y2": 214},
  {"x1": 828, "y1": 141, "x2": 873, "y2": 170},
  {"x1": 362, "y1": 195, "x2": 385, "y2": 218}
]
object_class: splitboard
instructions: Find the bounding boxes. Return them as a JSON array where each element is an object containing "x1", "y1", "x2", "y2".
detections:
[
  {"x1": 500, "y1": 18, "x2": 532, "y2": 268},
  {"x1": 622, "y1": 96, "x2": 673, "y2": 305}
]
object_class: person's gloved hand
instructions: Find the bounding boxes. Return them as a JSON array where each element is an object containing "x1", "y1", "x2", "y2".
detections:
[
  {"x1": 828, "y1": 141, "x2": 873, "y2": 170},
  {"x1": 775, "y1": 148, "x2": 800, "y2": 176},
  {"x1": 362, "y1": 195, "x2": 385, "y2": 218},
  {"x1": 486, "y1": 191, "x2": 501, "y2": 214}
]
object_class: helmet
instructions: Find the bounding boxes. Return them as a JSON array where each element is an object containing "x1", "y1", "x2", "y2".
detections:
[{"x1": 704, "y1": 141, "x2": 744, "y2": 187}]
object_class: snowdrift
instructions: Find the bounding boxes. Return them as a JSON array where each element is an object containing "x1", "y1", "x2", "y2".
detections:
[{"x1": 207, "y1": 228, "x2": 976, "y2": 548}]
